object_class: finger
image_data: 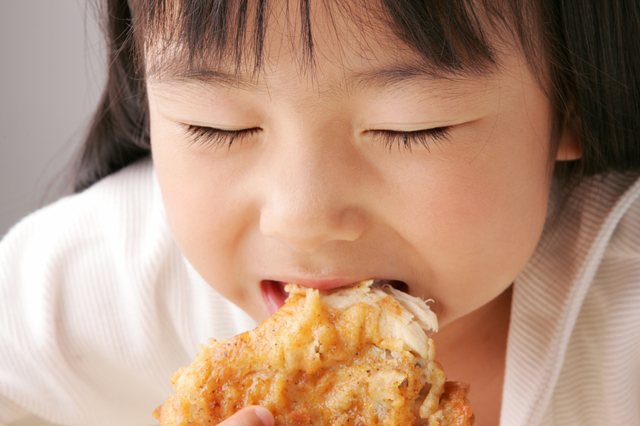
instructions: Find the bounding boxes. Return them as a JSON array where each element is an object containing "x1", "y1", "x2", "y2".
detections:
[{"x1": 219, "y1": 406, "x2": 274, "y2": 426}]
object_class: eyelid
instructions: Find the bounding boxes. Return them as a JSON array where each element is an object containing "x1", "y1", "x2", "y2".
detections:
[
  {"x1": 370, "y1": 126, "x2": 452, "y2": 135},
  {"x1": 184, "y1": 123, "x2": 258, "y2": 132},
  {"x1": 366, "y1": 122, "x2": 454, "y2": 131}
]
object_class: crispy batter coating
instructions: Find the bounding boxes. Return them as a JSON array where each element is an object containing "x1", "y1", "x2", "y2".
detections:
[
  {"x1": 425, "y1": 382, "x2": 475, "y2": 426},
  {"x1": 154, "y1": 282, "x2": 475, "y2": 426}
]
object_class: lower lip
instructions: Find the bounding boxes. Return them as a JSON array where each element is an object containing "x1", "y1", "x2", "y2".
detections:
[{"x1": 260, "y1": 280, "x2": 289, "y2": 315}]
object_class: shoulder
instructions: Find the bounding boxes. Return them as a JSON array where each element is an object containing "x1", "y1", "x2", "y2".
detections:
[
  {"x1": 1, "y1": 158, "x2": 165, "y2": 263},
  {"x1": 603, "y1": 174, "x2": 640, "y2": 261},
  {"x1": 0, "y1": 158, "x2": 182, "y2": 321},
  {"x1": 16, "y1": 156, "x2": 159, "y2": 229},
  {"x1": 0, "y1": 158, "x2": 176, "y2": 338},
  {"x1": 589, "y1": 173, "x2": 640, "y2": 313},
  {"x1": 552, "y1": 175, "x2": 640, "y2": 425},
  {"x1": 0, "y1": 157, "x2": 178, "y2": 347}
]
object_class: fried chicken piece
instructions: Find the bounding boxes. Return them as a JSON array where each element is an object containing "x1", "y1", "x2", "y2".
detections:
[{"x1": 154, "y1": 281, "x2": 475, "y2": 426}]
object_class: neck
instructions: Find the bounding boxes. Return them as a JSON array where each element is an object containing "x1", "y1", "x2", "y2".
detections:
[{"x1": 431, "y1": 286, "x2": 513, "y2": 426}]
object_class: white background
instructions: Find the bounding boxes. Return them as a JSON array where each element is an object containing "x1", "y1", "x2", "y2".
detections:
[{"x1": 0, "y1": 0, "x2": 105, "y2": 237}]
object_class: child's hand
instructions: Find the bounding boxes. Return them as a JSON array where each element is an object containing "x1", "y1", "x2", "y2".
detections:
[{"x1": 220, "y1": 406, "x2": 274, "y2": 426}]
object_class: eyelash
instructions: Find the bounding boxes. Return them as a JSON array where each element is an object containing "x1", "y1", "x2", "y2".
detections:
[
  {"x1": 184, "y1": 125, "x2": 452, "y2": 151},
  {"x1": 375, "y1": 127, "x2": 451, "y2": 152},
  {"x1": 184, "y1": 125, "x2": 261, "y2": 148}
]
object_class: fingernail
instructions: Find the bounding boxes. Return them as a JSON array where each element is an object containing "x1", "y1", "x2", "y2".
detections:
[{"x1": 254, "y1": 407, "x2": 274, "y2": 426}]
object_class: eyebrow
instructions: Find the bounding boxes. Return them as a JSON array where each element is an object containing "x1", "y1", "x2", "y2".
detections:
[{"x1": 156, "y1": 63, "x2": 492, "y2": 94}]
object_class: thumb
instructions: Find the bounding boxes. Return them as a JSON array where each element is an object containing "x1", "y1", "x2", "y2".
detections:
[{"x1": 220, "y1": 406, "x2": 274, "y2": 426}]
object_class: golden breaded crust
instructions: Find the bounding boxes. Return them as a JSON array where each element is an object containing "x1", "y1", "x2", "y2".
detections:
[
  {"x1": 425, "y1": 382, "x2": 475, "y2": 426},
  {"x1": 154, "y1": 285, "x2": 474, "y2": 426}
]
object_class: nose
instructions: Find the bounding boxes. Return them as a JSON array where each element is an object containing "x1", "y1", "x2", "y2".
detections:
[{"x1": 258, "y1": 142, "x2": 367, "y2": 252}]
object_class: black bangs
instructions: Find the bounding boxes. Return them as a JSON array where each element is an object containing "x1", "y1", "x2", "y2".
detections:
[
  {"x1": 130, "y1": 0, "x2": 532, "y2": 79},
  {"x1": 135, "y1": 0, "x2": 272, "y2": 75},
  {"x1": 380, "y1": 0, "x2": 495, "y2": 73}
]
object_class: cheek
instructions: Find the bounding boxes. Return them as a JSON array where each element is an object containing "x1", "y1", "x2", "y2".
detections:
[
  {"x1": 397, "y1": 118, "x2": 552, "y2": 319},
  {"x1": 150, "y1": 123, "x2": 253, "y2": 300}
]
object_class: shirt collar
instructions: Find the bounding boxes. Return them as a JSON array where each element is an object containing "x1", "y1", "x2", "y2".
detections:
[{"x1": 502, "y1": 173, "x2": 640, "y2": 426}]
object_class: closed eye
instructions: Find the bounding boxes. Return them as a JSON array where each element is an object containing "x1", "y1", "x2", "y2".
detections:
[
  {"x1": 184, "y1": 125, "x2": 261, "y2": 148},
  {"x1": 373, "y1": 127, "x2": 452, "y2": 152},
  {"x1": 182, "y1": 124, "x2": 450, "y2": 151}
]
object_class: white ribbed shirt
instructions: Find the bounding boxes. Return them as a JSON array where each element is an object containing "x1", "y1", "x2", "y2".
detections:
[{"x1": 0, "y1": 159, "x2": 638, "y2": 426}]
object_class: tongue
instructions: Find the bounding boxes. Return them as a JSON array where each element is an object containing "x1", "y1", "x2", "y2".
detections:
[{"x1": 261, "y1": 280, "x2": 289, "y2": 315}]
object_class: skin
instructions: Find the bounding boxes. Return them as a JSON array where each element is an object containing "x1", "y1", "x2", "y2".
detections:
[{"x1": 146, "y1": 2, "x2": 579, "y2": 424}]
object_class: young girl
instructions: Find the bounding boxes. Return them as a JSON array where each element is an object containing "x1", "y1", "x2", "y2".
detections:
[{"x1": 1, "y1": 0, "x2": 638, "y2": 425}]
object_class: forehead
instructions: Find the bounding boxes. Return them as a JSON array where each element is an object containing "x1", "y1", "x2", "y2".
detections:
[
  {"x1": 141, "y1": 0, "x2": 510, "y2": 86},
  {"x1": 147, "y1": 65, "x2": 498, "y2": 109}
]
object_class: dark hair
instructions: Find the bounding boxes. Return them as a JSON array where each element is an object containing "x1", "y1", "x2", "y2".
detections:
[{"x1": 74, "y1": 0, "x2": 640, "y2": 192}]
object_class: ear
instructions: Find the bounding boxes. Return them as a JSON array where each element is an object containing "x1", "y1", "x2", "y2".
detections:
[{"x1": 555, "y1": 124, "x2": 581, "y2": 161}]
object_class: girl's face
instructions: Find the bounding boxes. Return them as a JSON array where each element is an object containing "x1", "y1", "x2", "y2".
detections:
[{"x1": 147, "y1": 3, "x2": 576, "y2": 326}]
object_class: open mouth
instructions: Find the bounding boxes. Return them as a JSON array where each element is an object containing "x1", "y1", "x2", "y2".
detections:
[
  {"x1": 371, "y1": 279, "x2": 409, "y2": 293},
  {"x1": 260, "y1": 279, "x2": 409, "y2": 315},
  {"x1": 260, "y1": 280, "x2": 289, "y2": 315}
]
